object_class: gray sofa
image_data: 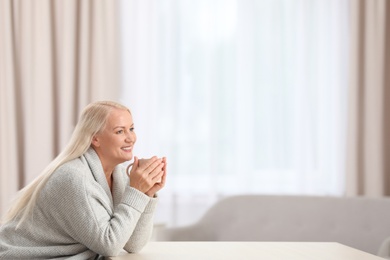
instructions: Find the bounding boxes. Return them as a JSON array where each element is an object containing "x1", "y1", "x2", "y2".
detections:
[{"x1": 156, "y1": 195, "x2": 390, "y2": 257}]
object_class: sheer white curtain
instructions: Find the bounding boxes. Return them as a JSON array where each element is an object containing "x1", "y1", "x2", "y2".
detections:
[{"x1": 119, "y1": 0, "x2": 350, "y2": 226}]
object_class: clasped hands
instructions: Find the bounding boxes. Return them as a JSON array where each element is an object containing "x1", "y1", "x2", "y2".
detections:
[{"x1": 126, "y1": 156, "x2": 167, "y2": 197}]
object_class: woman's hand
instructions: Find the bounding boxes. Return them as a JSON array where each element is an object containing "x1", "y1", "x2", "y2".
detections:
[
  {"x1": 126, "y1": 156, "x2": 166, "y2": 197},
  {"x1": 145, "y1": 157, "x2": 167, "y2": 197}
]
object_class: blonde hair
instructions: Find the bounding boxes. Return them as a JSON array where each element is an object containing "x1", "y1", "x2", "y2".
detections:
[{"x1": 2, "y1": 101, "x2": 130, "y2": 227}]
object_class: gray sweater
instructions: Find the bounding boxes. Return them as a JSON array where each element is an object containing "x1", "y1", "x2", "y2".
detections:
[{"x1": 0, "y1": 147, "x2": 157, "y2": 259}]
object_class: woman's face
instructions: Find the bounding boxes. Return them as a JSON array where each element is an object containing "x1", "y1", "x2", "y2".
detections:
[{"x1": 92, "y1": 108, "x2": 136, "y2": 167}]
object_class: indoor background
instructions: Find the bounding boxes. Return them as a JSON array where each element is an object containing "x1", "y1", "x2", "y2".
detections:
[{"x1": 1, "y1": 0, "x2": 389, "y2": 228}]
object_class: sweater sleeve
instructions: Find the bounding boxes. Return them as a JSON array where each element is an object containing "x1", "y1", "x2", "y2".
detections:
[
  {"x1": 123, "y1": 196, "x2": 158, "y2": 253},
  {"x1": 41, "y1": 165, "x2": 151, "y2": 257}
]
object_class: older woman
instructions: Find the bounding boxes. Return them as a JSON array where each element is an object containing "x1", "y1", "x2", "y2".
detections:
[{"x1": 0, "y1": 101, "x2": 167, "y2": 259}]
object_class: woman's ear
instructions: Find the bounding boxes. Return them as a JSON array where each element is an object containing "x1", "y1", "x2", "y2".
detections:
[{"x1": 91, "y1": 135, "x2": 100, "y2": 147}]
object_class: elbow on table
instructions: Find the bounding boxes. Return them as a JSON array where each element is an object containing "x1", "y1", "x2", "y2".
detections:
[
  {"x1": 92, "y1": 239, "x2": 126, "y2": 257},
  {"x1": 98, "y1": 246, "x2": 123, "y2": 257},
  {"x1": 123, "y1": 234, "x2": 151, "y2": 253},
  {"x1": 95, "y1": 240, "x2": 146, "y2": 256},
  {"x1": 124, "y1": 242, "x2": 146, "y2": 254}
]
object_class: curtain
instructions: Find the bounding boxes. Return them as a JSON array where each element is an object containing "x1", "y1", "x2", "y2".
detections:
[
  {"x1": 120, "y1": 0, "x2": 350, "y2": 226},
  {"x1": 346, "y1": 0, "x2": 390, "y2": 196},
  {"x1": 0, "y1": 0, "x2": 120, "y2": 217}
]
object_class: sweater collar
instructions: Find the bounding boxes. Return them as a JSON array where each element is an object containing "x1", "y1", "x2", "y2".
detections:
[{"x1": 83, "y1": 147, "x2": 118, "y2": 204}]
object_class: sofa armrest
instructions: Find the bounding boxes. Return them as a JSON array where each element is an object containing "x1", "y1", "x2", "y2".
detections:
[{"x1": 378, "y1": 237, "x2": 390, "y2": 259}]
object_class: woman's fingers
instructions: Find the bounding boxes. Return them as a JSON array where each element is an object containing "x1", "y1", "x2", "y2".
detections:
[
  {"x1": 138, "y1": 156, "x2": 158, "y2": 171},
  {"x1": 147, "y1": 158, "x2": 167, "y2": 195},
  {"x1": 143, "y1": 158, "x2": 163, "y2": 175},
  {"x1": 151, "y1": 170, "x2": 164, "y2": 183},
  {"x1": 161, "y1": 158, "x2": 167, "y2": 184},
  {"x1": 148, "y1": 161, "x2": 165, "y2": 180}
]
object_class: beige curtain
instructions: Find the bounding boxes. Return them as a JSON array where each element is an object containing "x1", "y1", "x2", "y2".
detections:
[
  {"x1": 0, "y1": 0, "x2": 120, "y2": 216},
  {"x1": 346, "y1": 0, "x2": 390, "y2": 196}
]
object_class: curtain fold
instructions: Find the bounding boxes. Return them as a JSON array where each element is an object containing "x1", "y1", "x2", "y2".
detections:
[
  {"x1": 346, "y1": 0, "x2": 390, "y2": 196},
  {"x1": 0, "y1": 0, "x2": 120, "y2": 217}
]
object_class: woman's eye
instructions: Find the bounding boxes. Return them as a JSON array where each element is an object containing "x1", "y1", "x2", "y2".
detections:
[
  {"x1": 116, "y1": 130, "x2": 124, "y2": 134},
  {"x1": 130, "y1": 127, "x2": 135, "y2": 132}
]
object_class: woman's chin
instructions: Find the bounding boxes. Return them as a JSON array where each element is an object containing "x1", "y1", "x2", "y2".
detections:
[
  {"x1": 124, "y1": 154, "x2": 133, "y2": 161},
  {"x1": 115, "y1": 149, "x2": 133, "y2": 162}
]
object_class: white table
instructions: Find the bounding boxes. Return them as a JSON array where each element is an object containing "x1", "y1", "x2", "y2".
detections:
[{"x1": 108, "y1": 242, "x2": 386, "y2": 260}]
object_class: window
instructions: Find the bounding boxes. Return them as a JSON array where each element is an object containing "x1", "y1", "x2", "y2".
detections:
[{"x1": 120, "y1": 0, "x2": 350, "y2": 226}]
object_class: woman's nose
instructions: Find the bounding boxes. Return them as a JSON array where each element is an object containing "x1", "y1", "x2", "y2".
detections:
[{"x1": 125, "y1": 132, "x2": 135, "y2": 142}]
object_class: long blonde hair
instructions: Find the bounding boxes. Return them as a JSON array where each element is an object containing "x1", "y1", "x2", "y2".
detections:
[{"x1": 2, "y1": 101, "x2": 130, "y2": 227}]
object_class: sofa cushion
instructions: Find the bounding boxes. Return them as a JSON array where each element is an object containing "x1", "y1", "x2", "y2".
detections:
[{"x1": 157, "y1": 195, "x2": 390, "y2": 255}]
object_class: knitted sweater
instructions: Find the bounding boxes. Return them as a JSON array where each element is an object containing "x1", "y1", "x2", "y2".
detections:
[{"x1": 0, "y1": 147, "x2": 157, "y2": 259}]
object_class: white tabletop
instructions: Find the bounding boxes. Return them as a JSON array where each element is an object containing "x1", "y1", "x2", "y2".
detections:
[{"x1": 108, "y1": 242, "x2": 385, "y2": 260}]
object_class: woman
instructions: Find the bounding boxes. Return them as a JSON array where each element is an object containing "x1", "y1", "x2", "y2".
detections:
[{"x1": 0, "y1": 101, "x2": 166, "y2": 259}]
